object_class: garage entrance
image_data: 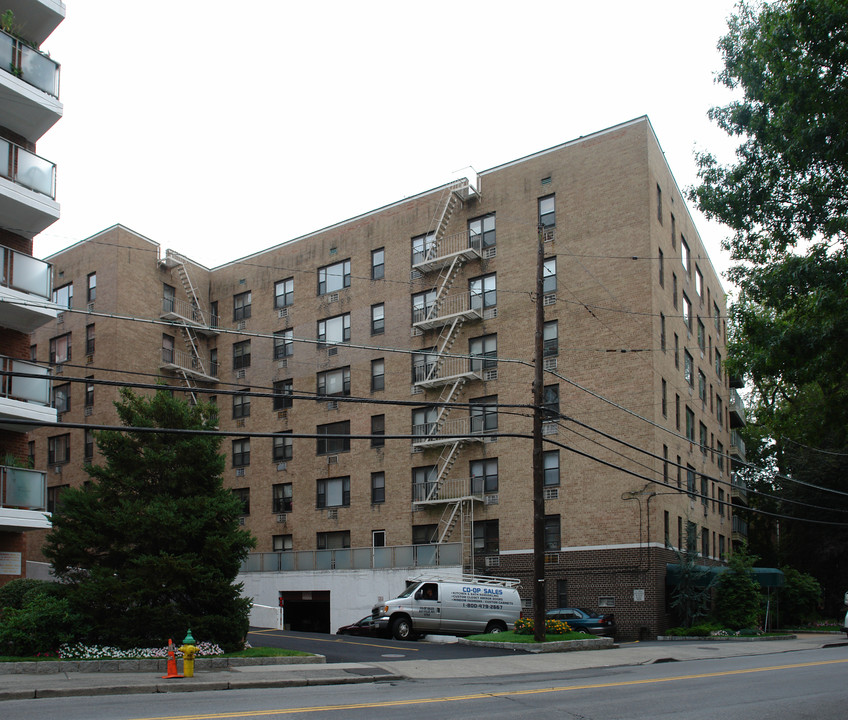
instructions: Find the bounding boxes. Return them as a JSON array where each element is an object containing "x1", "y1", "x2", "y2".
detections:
[{"x1": 279, "y1": 590, "x2": 330, "y2": 633}]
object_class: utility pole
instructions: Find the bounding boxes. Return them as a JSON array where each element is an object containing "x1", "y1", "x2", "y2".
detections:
[{"x1": 532, "y1": 224, "x2": 546, "y2": 642}]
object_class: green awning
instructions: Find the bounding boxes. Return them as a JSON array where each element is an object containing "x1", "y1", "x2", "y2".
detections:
[{"x1": 665, "y1": 564, "x2": 785, "y2": 588}]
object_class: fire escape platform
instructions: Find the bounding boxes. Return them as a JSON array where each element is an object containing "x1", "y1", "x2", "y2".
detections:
[
  {"x1": 413, "y1": 245, "x2": 482, "y2": 275},
  {"x1": 160, "y1": 310, "x2": 219, "y2": 336},
  {"x1": 413, "y1": 492, "x2": 483, "y2": 507},
  {"x1": 413, "y1": 307, "x2": 482, "y2": 332},
  {"x1": 159, "y1": 360, "x2": 218, "y2": 383},
  {"x1": 414, "y1": 368, "x2": 482, "y2": 391}
]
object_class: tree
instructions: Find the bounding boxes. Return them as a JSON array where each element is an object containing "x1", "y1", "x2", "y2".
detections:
[
  {"x1": 668, "y1": 521, "x2": 716, "y2": 628},
  {"x1": 44, "y1": 389, "x2": 255, "y2": 651},
  {"x1": 690, "y1": 0, "x2": 848, "y2": 613},
  {"x1": 714, "y1": 547, "x2": 762, "y2": 630}
]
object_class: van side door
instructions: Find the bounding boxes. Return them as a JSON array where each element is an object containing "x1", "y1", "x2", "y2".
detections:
[{"x1": 411, "y1": 582, "x2": 441, "y2": 633}]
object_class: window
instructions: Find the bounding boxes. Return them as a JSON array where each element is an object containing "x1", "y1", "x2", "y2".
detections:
[
  {"x1": 373, "y1": 530, "x2": 386, "y2": 548},
  {"x1": 49, "y1": 333, "x2": 71, "y2": 364},
  {"x1": 161, "y1": 333, "x2": 175, "y2": 364},
  {"x1": 412, "y1": 289, "x2": 437, "y2": 323},
  {"x1": 318, "y1": 313, "x2": 350, "y2": 345},
  {"x1": 272, "y1": 482, "x2": 293, "y2": 512},
  {"x1": 682, "y1": 293, "x2": 692, "y2": 331},
  {"x1": 162, "y1": 283, "x2": 176, "y2": 314},
  {"x1": 719, "y1": 534, "x2": 726, "y2": 559},
  {"x1": 681, "y1": 237, "x2": 690, "y2": 274},
  {"x1": 371, "y1": 472, "x2": 385, "y2": 504},
  {"x1": 273, "y1": 534, "x2": 293, "y2": 552},
  {"x1": 697, "y1": 318, "x2": 705, "y2": 352},
  {"x1": 662, "y1": 379, "x2": 668, "y2": 417},
  {"x1": 317, "y1": 530, "x2": 351, "y2": 549},
  {"x1": 412, "y1": 348, "x2": 437, "y2": 383},
  {"x1": 695, "y1": 266, "x2": 703, "y2": 299},
  {"x1": 275, "y1": 278, "x2": 294, "y2": 308},
  {"x1": 539, "y1": 194, "x2": 555, "y2": 228},
  {"x1": 411, "y1": 232, "x2": 435, "y2": 266},
  {"x1": 672, "y1": 273, "x2": 678, "y2": 309},
  {"x1": 273, "y1": 432, "x2": 293, "y2": 462},
  {"x1": 468, "y1": 213, "x2": 496, "y2": 248},
  {"x1": 412, "y1": 524, "x2": 438, "y2": 544},
  {"x1": 664, "y1": 510, "x2": 670, "y2": 545},
  {"x1": 84, "y1": 429, "x2": 94, "y2": 460},
  {"x1": 656, "y1": 183, "x2": 663, "y2": 223},
  {"x1": 544, "y1": 515, "x2": 561, "y2": 551},
  {"x1": 316, "y1": 420, "x2": 350, "y2": 455},
  {"x1": 233, "y1": 391, "x2": 250, "y2": 419},
  {"x1": 543, "y1": 258, "x2": 557, "y2": 294},
  {"x1": 29, "y1": 344, "x2": 36, "y2": 362},
  {"x1": 371, "y1": 303, "x2": 385, "y2": 335},
  {"x1": 412, "y1": 465, "x2": 437, "y2": 502},
  {"x1": 317, "y1": 476, "x2": 350, "y2": 508},
  {"x1": 674, "y1": 333, "x2": 680, "y2": 368},
  {"x1": 232, "y1": 438, "x2": 250, "y2": 467},
  {"x1": 671, "y1": 213, "x2": 677, "y2": 247},
  {"x1": 371, "y1": 359, "x2": 385, "y2": 392},
  {"x1": 371, "y1": 414, "x2": 385, "y2": 447},
  {"x1": 663, "y1": 445, "x2": 669, "y2": 484},
  {"x1": 412, "y1": 406, "x2": 437, "y2": 438},
  {"x1": 701, "y1": 527, "x2": 709, "y2": 557},
  {"x1": 210, "y1": 347, "x2": 218, "y2": 376},
  {"x1": 317, "y1": 367, "x2": 350, "y2": 397},
  {"x1": 273, "y1": 329, "x2": 293, "y2": 359},
  {"x1": 660, "y1": 314, "x2": 666, "y2": 352},
  {"x1": 700, "y1": 423, "x2": 708, "y2": 455},
  {"x1": 87, "y1": 272, "x2": 96, "y2": 302},
  {"x1": 716, "y1": 395, "x2": 723, "y2": 427},
  {"x1": 52, "y1": 382, "x2": 70, "y2": 413},
  {"x1": 685, "y1": 408, "x2": 695, "y2": 442},
  {"x1": 471, "y1": 458, "x2": 498, "y2": 494},
  {"x1": 473, "y1": 519, "x2": 499, "y2": 554},
  {"x1": 544, "y1": 321, "x2": 558, "y2": 357},
  {"x1": 715, "y1": 349, "x2": 722, "y2": 378},
  {"x1": 684, "y1": 350, "x2": 694, "y2": 386},
  {"x1": 47, "y1": 484, "x2": 69, "y2": 514},
  {"x1": 53, "y1": 283, "x2": 72, "y2": 309},
  {"x1": 470, "y1": 395, "x2": 498, "y2": 433},
  {"x1": 658, "y1": 248, "x2": 664, "y2": 287},
  {"x1": 469, "y1": 273, "x2": 496, "y2": 310},
  {"x1": 714, "y1": 301, "x2": 721, "y2": 332},
  {"x1": 543, "y1": 384, "x2": 559, "y2": 419},
  {"x1": 469, "y1": 333, "x2": 497, "y2": 371},
  {"x1": 675, "y1": 394, "x2": 681, "y2": 429},
  {"x1": 543, "y1": 450, "x2": 560, "y2": 486},
  {"x1": 371, "y1": 248, "x2": 385, "y2": 280},
  {"x1": 318, "y1": 259, "x2": 351, "y2": 295},
  {"x1": 697, "y1": 371, "x2": 707, "y2": 404},
  {"x1": 233, "y1": 291, "x2": 252, "y2": 321},
  {"x1": 84, "y1": 376, "x2": 94, "y2": 407},
  {"x1": 233, "y1": 340, "x2": 251, "y2": 369},
  {"x1": 48, "y1": 434, "x2": 70, "y2": 464},
  {"x1": 273, "y1": 379, "x2": 293, "y2": 410},
  {"x1": 85, "y1": 323, "x2": 95, "y2": 355},
  {"x1": 210, "y1": 301, "x2": 219, "y2": 328},
  {"x1": 686, "y1": 465, "x2": 696, "y2": 497},
  {"x1": 718, "y1": 487, "x2": 725, "y2": 515},
  {"x1": 233, "y1": 487, "x2": 250, "y2": 515}
]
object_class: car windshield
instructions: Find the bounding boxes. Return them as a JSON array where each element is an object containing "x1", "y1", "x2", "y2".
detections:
[
  {"x1": 579, "y1": 609, "x2": 599, "y2": 617},
  {"x1": 396, "y1": 583, "x2": 421, "y2": 599}
]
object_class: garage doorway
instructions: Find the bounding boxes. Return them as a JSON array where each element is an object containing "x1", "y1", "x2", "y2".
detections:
[{"x1": 279, "y1": 591, "x2": 330, "y2": 633}]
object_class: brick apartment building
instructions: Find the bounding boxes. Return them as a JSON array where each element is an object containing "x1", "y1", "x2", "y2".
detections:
[
  {"x1": 26, "y1": 116, "x2": 748, "y2": 638},
  {"x1": 1, "y1": 0, "x2": 64, "y2": 586}
]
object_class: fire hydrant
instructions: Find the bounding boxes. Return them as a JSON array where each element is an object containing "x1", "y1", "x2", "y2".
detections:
[{"x1": 179, "y1": 630, "x2": 198, "y2": 678}]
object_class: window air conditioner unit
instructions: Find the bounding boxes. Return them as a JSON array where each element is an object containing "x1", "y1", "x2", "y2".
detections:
[
  {"x1": 236, "y1": 369, "x2": 245, "y2": 379},
  {"x1": 543, "y1": 357, "x2": 557, "y2": 371},
  {"x1": 327, "y1": 455, "x2": 338, "y2": 465},
  {"x1": 327, "y1": 509, "x2": 338, "y2": 520},
  {"x1": 236, "y1": 467, "x2": 245, "y2": 477},
  {"x1": 544, "y1": 487, "x2": 559, "y2": 500},
  {"x1": 86, "y1": 355, "x2": 94, "y2": 364},
  {"x1": 277, "y1": 410, "x2": 288, "y2": 421},
  {"x1": 278, "y1": 307, "x2": 288, "y2": 319},
  {"x1": 485, "y1": 556, "x2": 500, "y2": 568},
  {"x1": 238, "y1": 517, "x2": 245, "y2": 525},
  {"x1": 543, "y1": 293, "x2": 557, "y2": 306},
  {"x1": 277, "y1": 514, "x2": 287, "y2": 524},
  {"x1": 484, "y1": 494, "x2": 499, "y2": 505}
]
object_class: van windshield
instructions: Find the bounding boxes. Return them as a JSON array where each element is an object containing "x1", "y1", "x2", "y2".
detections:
[{"x1": 396, "y1": 583, "x2": 421, "y2": 599}]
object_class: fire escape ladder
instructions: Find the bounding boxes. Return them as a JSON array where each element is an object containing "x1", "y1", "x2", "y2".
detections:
[
  {"x1": 425, "y1": 184, "x2": 462, "y2": 259},
  {"x1": 179, "y1": 325, "x2": 207, "y2": 377},
  {"x1": 436, "y1": 500, "x2": 462, "y2": 544},
  {"x1": 422, "y1": 316, "x2": 465, "y2": 383},
  {"x1": 178, "y1": 368, "x2": 199, "y2": 405},
  {"x1": 459, "y1": 501, "x2": 473, "y2": 571},
  {"x1": 432, "y1": 377, "x2": 467, "y2": 433},
  {"x1": 172, "y1": 255, "x2": 206, "y2": 326}
]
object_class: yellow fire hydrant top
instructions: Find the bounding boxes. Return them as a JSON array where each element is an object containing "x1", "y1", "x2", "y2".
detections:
[{"x1": 180, "y1": 630, "x2": 198, "y2": 678}]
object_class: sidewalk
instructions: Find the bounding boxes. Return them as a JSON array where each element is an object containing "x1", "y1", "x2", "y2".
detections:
[{"x1": 0, "y1": 633, "x2": 844, "y2": 702}]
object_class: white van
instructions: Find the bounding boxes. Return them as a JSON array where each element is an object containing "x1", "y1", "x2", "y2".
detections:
[{"x1": 372, "y1": 575, "x2": 522, "y2": 640}]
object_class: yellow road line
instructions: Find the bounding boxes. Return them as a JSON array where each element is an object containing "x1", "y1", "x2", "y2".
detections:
[{"x1": 129, "y1": 657, "x2": 848, "y2": 720}]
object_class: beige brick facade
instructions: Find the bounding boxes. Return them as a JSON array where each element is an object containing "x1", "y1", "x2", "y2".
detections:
[{"x1": 27, "y1": 117, "x2": 738, "y2": 638}]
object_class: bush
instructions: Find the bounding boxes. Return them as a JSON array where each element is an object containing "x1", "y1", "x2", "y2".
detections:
[
  {"x1": 778, "y1": 567, "x2": 822, "y2": 626},
  {"x1": 0, "y1": 578, "x2": 56, "y2": 610},
  {"x1": 714, "y1": 548, "x2": 762, "y2": 630},
  {"x1": 665, "y1": 622, "x2": 722, "y2": 637},
  {"x1": 513, "y1": 617, "x2": 573, "y2": 636},
  {"x1": 0, "y1": 591, "x2": 88, "y2": 656}
]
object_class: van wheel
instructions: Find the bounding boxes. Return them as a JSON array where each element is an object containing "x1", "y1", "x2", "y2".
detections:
[
  {"x1": 485, "y1": 621, "x2": 507, "y2": 634},
  {"x1": 392, "y1": 617, "x2": 414, "y2": 641}
]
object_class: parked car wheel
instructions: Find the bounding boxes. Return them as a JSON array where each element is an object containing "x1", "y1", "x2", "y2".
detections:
[
  {"x1": 391, "y1": 616, "x2": 414, "y2": 641},
  {"x1": 485, "y1": 620, "x2": 507, "y2": 634}
]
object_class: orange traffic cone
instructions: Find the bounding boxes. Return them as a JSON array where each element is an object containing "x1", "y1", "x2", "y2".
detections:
[{"x1": 162, "y1": 638, "x2": 183, "y2": 679}]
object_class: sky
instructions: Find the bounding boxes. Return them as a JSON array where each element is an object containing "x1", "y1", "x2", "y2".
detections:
[{"x1": 34, "y1": 0, "x2": 742, "y2": 287}]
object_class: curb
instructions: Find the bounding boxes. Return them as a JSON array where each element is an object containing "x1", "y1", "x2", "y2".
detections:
[
  {"x1": 0, "y1": 655, "x2": 325, "y2": 675},
  {"x1": 458, "y1": 637, "x2": 615, "y2": 653},
  {"x1": 655, "y1": 634, "x2": 797, "y2": 642}
]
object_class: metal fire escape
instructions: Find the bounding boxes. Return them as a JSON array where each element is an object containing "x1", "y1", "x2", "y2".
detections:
[
  {"x1": 411, "y1": 179, "x2": 486, "y2": 567},
  {"x1": 158, "y1": 250, "x2": 218, "y2": 401}
]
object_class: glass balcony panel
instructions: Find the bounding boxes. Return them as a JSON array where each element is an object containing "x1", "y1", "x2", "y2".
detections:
[
  {"x1": 5, "y1": 247, "x2": 53, "y2": 298},
  {"x1": 0, "y1": 138, "x2": 10, "y2": 179},
  {"x1": 279, "y1": 552, "x2": 295, "y2": 571},
  {"x1": 416, "y1": 544, "x2": 438, "y2": 566},
  {"x1": 439, "y1": 543, "x2": 462, "y2": 565},
  {"x1": 0, "y1": 32, "x2": 12, "y2": 68},
  {"x1": 2, "y1": 466, "x2": 47, "y2": 510},
  {"x1": 373, "y1": 546, "x2": 393, "y2": 568},
  {"x1": 352, "y1": 548, "x2": 371, "y2": 569},
  {"x1": 13, "y1": 146, "x2": 55, "y2": 197},
  {"x1": 19, "y1": 43, "x2": 60, "y2": 97},
  {"x1": 334, "y1": 549, "x2": 352, "y2": 569},
  {"x1": 9, "y1": 359, "x2": 50, "y2": 404}
]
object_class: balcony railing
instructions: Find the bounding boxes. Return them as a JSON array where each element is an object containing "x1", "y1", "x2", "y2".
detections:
[
  {"x1": 732, "y1": 514, "x2": 748, "y2": 538},
  {"x1": 241, "y1": 542, "x2": 462, "y2": 573},
  {"x1": 730, "y1": 429, "x2": 746, "y2": 460},
  {"x1": 160, "y1": 347, "x2": 218, "y2": 380},
  {"x1": 161, "y1": 295, "x2": 218, "y2": 332},
  {"x1": 413, "y1": 477, "x2": 482, "y2": 504},
  {"x1": 412, "y1": 230, "x2": 482, "y2": 273},
  {"x1": 0, "y1": 464, "x2": 47, "y2": 511},
  {"x1": 412, "y1": 415, "x2": 491, "y2": 448},
  {"x1": 0, "y1": 356, "x2": 51, "y2": 405},
  {"x1": 1, "y1": 244, "x2": 52, "y2": 299},
  {"x1": 729, "y1": 388, "x2": 747, "y2": 427},
  {"x1": 0, "y1": 137, "x2": 56, "y2": 198},
  {"x1": 412, "y1": 292, "x2": 482, "y2": 330},
  {"x1": 0, "y1": 28, "x2": 61, "y2": 98},
  {"x1": 412, "y1": 355, "x2": 483, "y2": 388},
  {"x1": 731, "y1": 472, "x2": 748, "y2": 503}
]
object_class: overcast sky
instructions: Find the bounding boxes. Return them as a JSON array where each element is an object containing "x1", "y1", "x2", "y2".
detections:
[{"x1": 34, "y1": 0, "x2": 741, "y2": 287}]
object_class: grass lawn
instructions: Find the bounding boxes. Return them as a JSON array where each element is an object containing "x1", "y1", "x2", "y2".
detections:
[{"x1": 465, "y1": 630, "x2": 597, "y2": 643}]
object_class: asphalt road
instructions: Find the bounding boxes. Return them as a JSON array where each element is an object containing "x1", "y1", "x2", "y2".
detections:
[{"x1": 247, "y1": 627, "x2": 517, "y2": 663}]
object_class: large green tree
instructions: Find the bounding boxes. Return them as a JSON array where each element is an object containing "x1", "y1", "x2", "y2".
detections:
[
  {"x1": 691, "y1": 0, "x2": 848, "y2": 612},
  {"x1": 44, "y1": 389, "x2": 255, "y2": 651}
]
